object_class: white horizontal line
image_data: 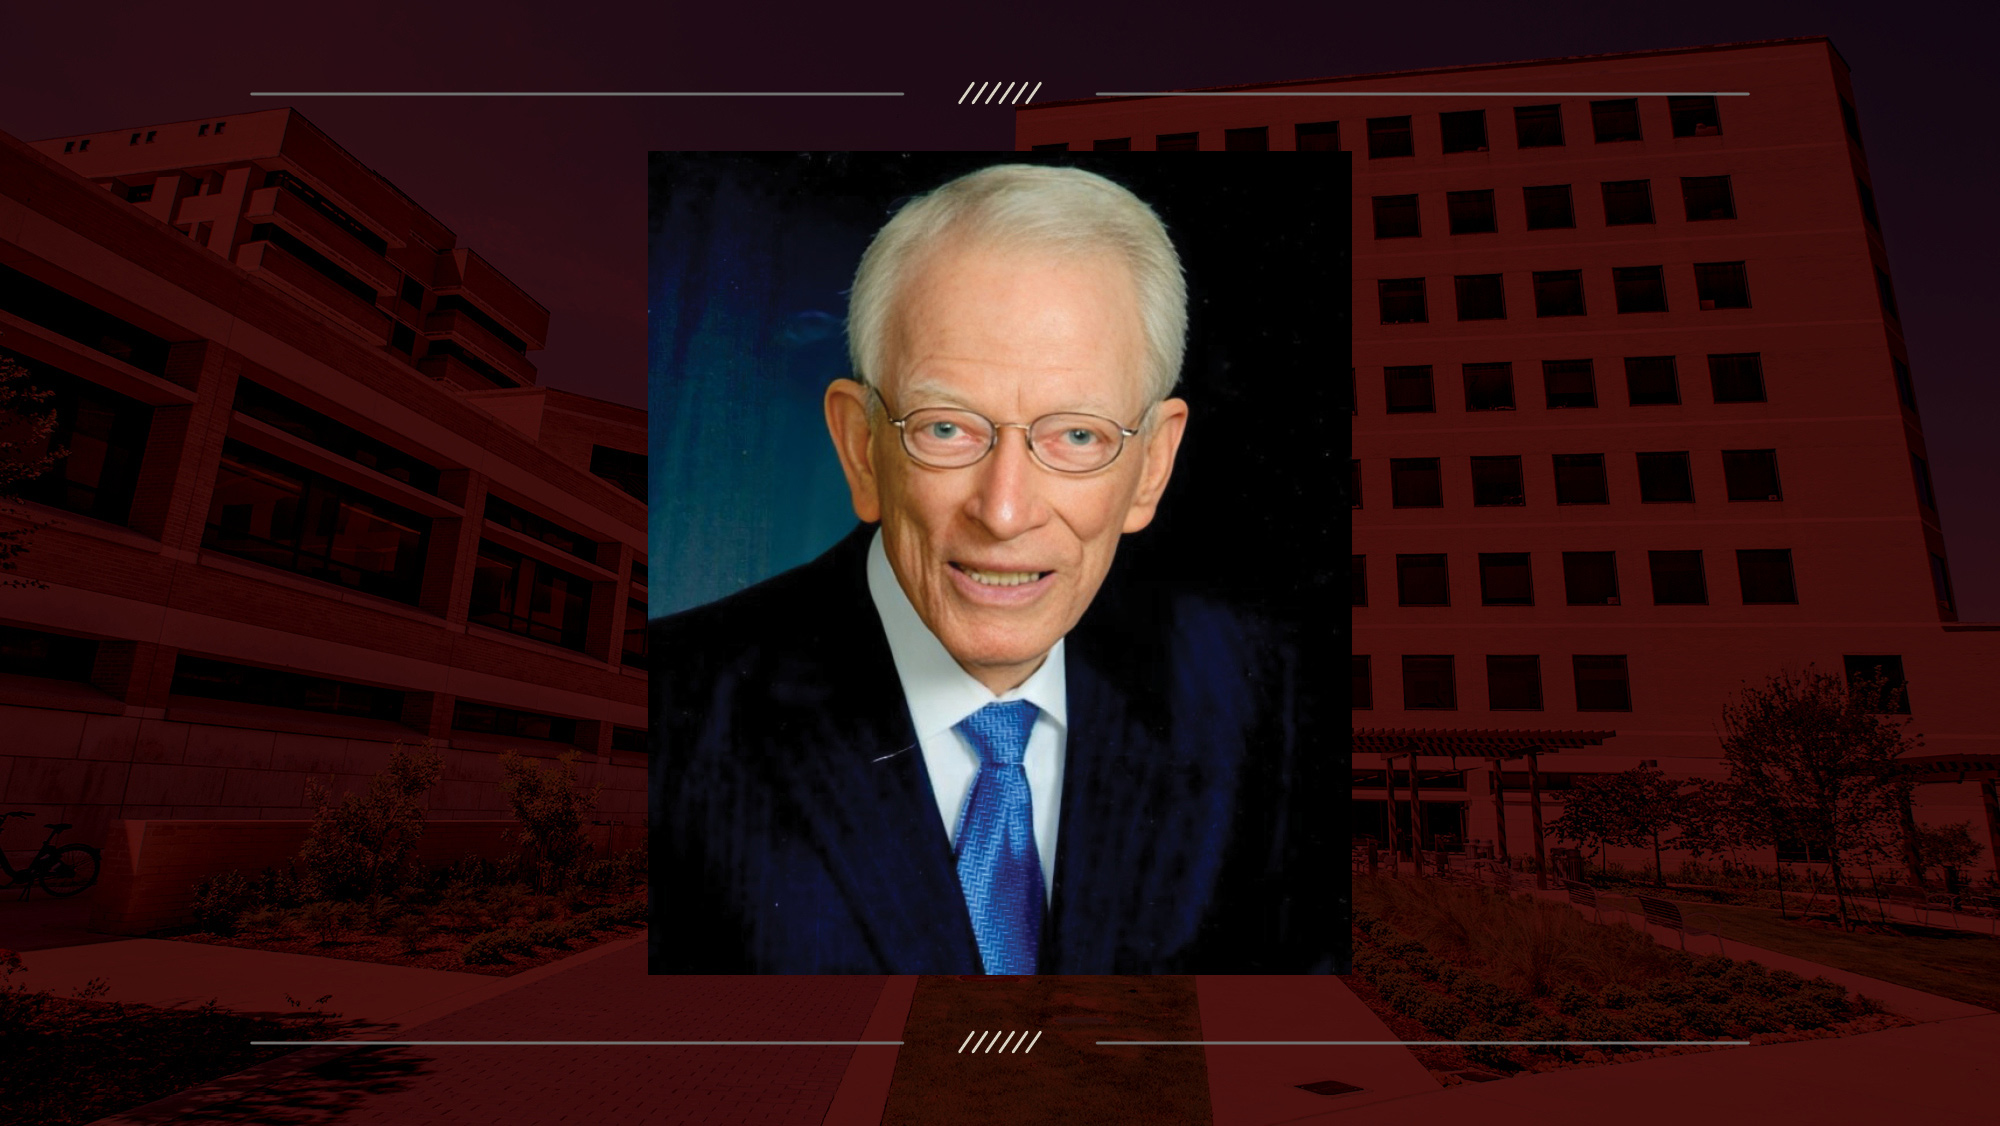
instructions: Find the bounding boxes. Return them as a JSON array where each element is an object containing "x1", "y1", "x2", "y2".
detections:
[
  {"x1": 1092, "y1": 91, "x2": 1749, "y2": 98},
  {"x1": 249, "y1": 91, "x2": 905, "y2": 98},
  {"x1": 250, "y1": 1040, "x2": 907, "y2": 1046},
  {"x1": 1098, "y1": 1040, "x2": 1751, "y2": 1046}
]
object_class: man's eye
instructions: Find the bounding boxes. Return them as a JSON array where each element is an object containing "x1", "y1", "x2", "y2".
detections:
[
  {"x1": 926, "y1": 422, "x2": 960, "y2": 440},
  {"x1": 1063, "y1": 428, "x2": 1099, "y2": 446}
]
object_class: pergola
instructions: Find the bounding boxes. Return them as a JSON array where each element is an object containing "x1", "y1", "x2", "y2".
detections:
[
  {"x1": 1353, "y1": 728, "x2": 1618, "y2": 889},
  {"x1": 1892, "y1": 753, "x2": 2000, "y2": 885}
]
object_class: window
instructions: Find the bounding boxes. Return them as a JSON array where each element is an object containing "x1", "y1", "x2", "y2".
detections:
[
  {"x1": 1513, "y1": 104, "x2": 1564, "y2": 147},
  {"x1": 389, "y1": 323, "x2": 416, "y2": 354},
  {"x1": 590, "y1": 445, "x2": 647, "y2": 501},
  {"x1": 485, "y1": 495, "x2": 597, "y2": 564},
  {"x1": 1296, "y1": 121, "x2": 1339, "y2": 151},
  {"x1": 1601, "y1": 180, "x2": 1654, "y2": 225},
  {"x1": 1777, "y1": 838, "x2": 1833, "y2": 864},
  {"x1": 1931, "y1": 553, "x2": 1956, "y2": 613},
  {"x1": 1694, "y1": 261, "x2": 1751, "y2": 309},
  {"x1": 1030, "y1": 143, "x2": 1070, "y2": 152},
  {"x1": 1384, "y1": 365, "x2": 1436, "y2": 413},
  {"x1": 1590, "y1": 98, "x2": 1642, "y2": 142},
  {"x1": 622, "y1": 596, "x2": 649, "y2": 669},
  {"x1": 1842, "y1": 655, "x2": 1910, "y2": 714},
  {"x1": 1681, "y1": 176, "x2": 1735, "y2": 220},
  {"x1": 0, "y1": 624, "x2": 97, "y2": 682},
  {"x1": 1736, "y1": 549, "x2": 1798, "y2": 604},
  {"x1": 1093, "y1": 138, "x2": 1131, "y2": 151},
  {"x1": 1875, "y1": 268, "x2": 1900, "y2": 321},
  {"x1": 1891, "y1": 358, "x2": 1918, "y2": 411},
  {"x1": 1446, "y1": 189, "x2": 1497, "y2": 234},
  {"x1": 246, "y1": 224, "x2": 377, "y2": 304},
  {"x1": 1367, "y1": 116, "x2": 1414, "y2": 158},
  {"x1": 1553, "y1": 454, "x2": 1608, "y2": 505},
  {"x1": 1439, "y1": 109, "x2": 1488, "y2": 153},
  {"x1": 1454, "y1": 274, "x2": 1506, "y2": 320},
  {"x1": 469, "y1": 539, "x2": 593, "y2": 650},
  {"x1": 1352, "y1": 655, "x2": 1373, "y2": 709},
  {"x1": 399, "y1": 275, "x2": 426, "y2": 308},
  {"x1": 1350, "y1": 459, "x2": 1362, "y2": 508},
  {"x1": 1372, "y1": 195, "x2": 1421, "y2": 239},
  {"x1": 1648, "y1": 550, "x2": 1707, "y2": 605},
  {"x1": 1669, "y1": 95, "x2": 1722, "y2": 137},
  {"x1": 1396, "y1": 554, "x2": 1449, "y2": 606},
  {"x1": 1403, "y1": 655, "x2": 1457, "y2": 709},
  {"x1": 1523, "y1": 184, "x2": 1575, "y2": 230},
  {"x1": 1708, "y1": 353, "x2": 1767, "y2": 403},
  {"x1": 1224, "y1": 126, "x2": 1268, "y2": 151},
  {"x1": 1390, "y1": 458, "x2": 1443, "y2": 508},
  {"x1": 1573, "y1": 655, "x2": 1632, "y2": 710},
  {"x1": 204, "y1": 440, "x2": 431, "y2": 604},
  {"x1": 1486, "y1": 655, "x2": 1543, "y2": 710},
  {"x1": 1470, "y1": 455, "x2": 1525, "y2": 506},
  {"x1": 1542, "y1": 359, "x2": 1596, "y2": 408},
  {"x1": 233, "y1": 379, "x2": 440, "y2": 493},
  {"x1": 1351, "y1": 555, "x2": 1367, "y2": 607},
  {"x1": 452, "y1": 701, "x2": 577, "y2": 744},
  {"x1": 1463, "y1": 362, "x2": 1515, "y2": 411},
  {"x1": 1155, "y1": 132, "x2": 1198, "y2": 152},
  {"x1": 1722, "y1": 449, "x2": 1782, "y2": 501},
  {"x1": 1612, "y1": 266, "x2": 1668, "y2": 313},
  {"x1": 1563, "y1": 552, "x2": 1620, "y2": 605},
  {"x1": 1532, "y1": 270, "x2": 1585, "y2": 317},
  {"x1": 612, "y1": 726, "x2": 652, "y2": 753},
  {"x1": 4, "y1": 352, "x2": 153, "y2": 525},
  {"x1": 1378, "y1": 278, "x2": 1428, "y2": 324},
  {"x1": 124, "y1": 182, "x2": 155, "y2": 204},
  {"x1": 1623, "y1": 356, "x2": 1679, "y2": 405},
  {"x1": 1634, "y1": 452, "x2": 1694, "y2": 503},
  {"x1": 1856, "y1": 177, "x2": 1880, "y2": 229},
  {"x1": 1912, "y1": 453, "x2": 1937, "y2": 511},
  {"x1": 1479, "y1": 553, "x2": 1533, "y2": 605},
  {"x1": 170, "y1": 655, "x2": 405, "y2": 721},
  {"x1": 432, "y1": 295, "x2": 528, "y2": 354},
  {"x1": 0, "y1": 261, "x2": 175, "y2": 376}
]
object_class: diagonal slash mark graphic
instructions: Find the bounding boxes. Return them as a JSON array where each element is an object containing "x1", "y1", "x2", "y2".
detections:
[
  {"x1": 959, "y1": 81, "x2": 1042, "y2": 105},
  {"x1": 958, "y1": 1030, "x2": 1044, "y2": 1053}
]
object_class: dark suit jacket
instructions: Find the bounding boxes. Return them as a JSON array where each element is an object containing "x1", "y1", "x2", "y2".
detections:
[{"x1": 650, "y1": 523, "x2": 1338, "y2": 974}]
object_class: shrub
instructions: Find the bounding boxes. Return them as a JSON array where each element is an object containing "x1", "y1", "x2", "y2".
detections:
[
  {"x1": 295, "y1": 900, "x2": 361, "y2": 945},
  {"x1": 390, "y1": 914, "x2": 430, "y2": 955},
  {"x1": 1456, "y1": 1022, "x2": 1515, "y2": 1070},
  {"x1": 298, "y1": 744, "x2": 444, "y2": 901},
  {"x1": 463, "y1": 928, "x2": 535, "y2": 966},
  {"x1": 190, "y1": 870, "x2": 260, "y2": 934},
  {"x1": 498, "y1": 750, "x2": 601, "y2": 892},
  {"x1": 526, "y1": 919, "x2": 577, "y2": 950}
]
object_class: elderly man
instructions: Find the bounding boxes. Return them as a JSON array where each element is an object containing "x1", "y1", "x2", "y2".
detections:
[{"x1": 652, "y1": 163, "x2": 1331, "y2": 975}]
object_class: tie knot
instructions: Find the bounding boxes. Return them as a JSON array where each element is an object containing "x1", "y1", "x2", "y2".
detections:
[{"x1": 956, "y1": 700, "x2": 1038, "y2": 767}]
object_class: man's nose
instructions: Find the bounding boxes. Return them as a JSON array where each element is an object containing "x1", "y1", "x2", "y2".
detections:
[{"x1": 963, "y1": 426, "x2": 1049, "y2": 538}]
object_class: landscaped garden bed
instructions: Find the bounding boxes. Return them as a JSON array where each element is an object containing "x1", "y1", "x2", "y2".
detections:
[{"x1": 1346, "y1": 875, "x2": 1910, "y2": 1084}]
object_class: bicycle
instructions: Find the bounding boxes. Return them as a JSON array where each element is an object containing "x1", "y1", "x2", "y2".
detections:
[{"x1": 1, "y1": 811, "x2": 101, "y2": 898}]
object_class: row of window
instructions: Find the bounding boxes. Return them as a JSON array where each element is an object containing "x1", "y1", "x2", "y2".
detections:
[
  {"x1": 1358, "y1": 354, "x2": 1920, "y2": 416},
  {"x1": 1027, "y1": 96, "x2": 1727, "y2": 154},
  {"x1": 1353, "y1": 449, "x2": 1786, "y2": 509},
  {"x1": 1376, "y1": 261, "x2": 1753, "y2": 324},
  {"x1": 1352, "y1": 652, "x2": 1910, "y2": 714},
  {"x1": 1355, "y1": 548, "x2": 1801, "y2": 608},
  {"x1": 1372, "y1": 176, "x2": 1734, "y2": 239}
]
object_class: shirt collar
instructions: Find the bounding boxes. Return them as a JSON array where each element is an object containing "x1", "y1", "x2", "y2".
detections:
[{"x1": 866, "y1": 527, "x2": 1067, "y2": 740}]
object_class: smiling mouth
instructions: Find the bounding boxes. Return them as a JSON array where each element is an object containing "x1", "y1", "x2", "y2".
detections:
[{"x1": 951, "y1": 562, "x2": 1051, "y2": 588}]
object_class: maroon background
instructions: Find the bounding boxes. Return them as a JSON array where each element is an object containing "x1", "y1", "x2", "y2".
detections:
[{"x1": 5, "y1": 1, "x2": 1993, "y2": 613}]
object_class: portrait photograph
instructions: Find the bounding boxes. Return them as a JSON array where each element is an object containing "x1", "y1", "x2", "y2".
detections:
[{"x1": 646, "y1": 151, "x2": 1351, "y2": 975}]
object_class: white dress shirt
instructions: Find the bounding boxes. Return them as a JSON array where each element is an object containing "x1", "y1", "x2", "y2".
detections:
[{"x1": 866, "y1": 529, "x2": 1066, "y2": 903}]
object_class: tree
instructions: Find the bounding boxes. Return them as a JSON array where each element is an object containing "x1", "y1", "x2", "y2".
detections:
[
  {"x1": 1715, "y1": 666, "x2": 1920, "y2": 929},
  {"x1": 1545, "y1": 764, "x2": 1702, "y2": 886},
  {"x1": 1912, "y1": 821, "x2": 1984, "y2": 887},
  {"x1": 498, "y1": 750, "x2": 601, "y2": 891},
  {"x1": 298, "y1": 743, "x2": 445, "y2": 901},
  {"x1": 0, "y1": 353, "x2": 65, "y2": 587}
]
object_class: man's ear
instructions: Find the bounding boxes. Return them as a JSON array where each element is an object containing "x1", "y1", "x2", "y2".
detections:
[
  {"x1": 1121, "y1": 397, "x2": 1189, "y2": 534},
  {"x1": 825, "y1": 378, "x2": 882, "y2": 523}
]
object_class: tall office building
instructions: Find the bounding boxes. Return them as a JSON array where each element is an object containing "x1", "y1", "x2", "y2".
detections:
[
  {"x1": 1, "y1": 109, "x2": 648, "y2": 842},
  {"x1": 1018, "y1": 39, "x2": 2000, "y2": 877}
]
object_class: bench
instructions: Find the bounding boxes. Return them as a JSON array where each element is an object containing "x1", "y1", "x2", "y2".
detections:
[
  {"x1": 1634, "y1": 894, "x2": 1725, "y2": 953},
  {"x1": 1563, "y1": 879, "x2": 1609, "y2": 922},
  {"x1": 1880, "y1": 884, "x2": 1959, "y2": 928}
]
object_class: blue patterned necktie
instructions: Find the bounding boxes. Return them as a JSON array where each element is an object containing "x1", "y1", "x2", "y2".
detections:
[{"x1": 953, "y1": 700, "x2": 1043, "y2": 975}]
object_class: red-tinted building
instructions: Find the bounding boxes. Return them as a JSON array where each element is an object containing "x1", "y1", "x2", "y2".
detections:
[
  {"x1": 1019, "y1": 39, "x2": 2000, "y2": 879},
  {"x1": 0, "y1": 109, "x2": 648, "y2": 844}
]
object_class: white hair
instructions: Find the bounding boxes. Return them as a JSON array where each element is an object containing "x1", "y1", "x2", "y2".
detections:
[{"x1": 845, "y1": 163, "x2": 1187, "y2": 406}]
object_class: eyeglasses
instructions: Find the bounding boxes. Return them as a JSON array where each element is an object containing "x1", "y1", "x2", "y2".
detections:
[{"x1": 873, "y1": 389, "x2": 1145, "y2": 474}]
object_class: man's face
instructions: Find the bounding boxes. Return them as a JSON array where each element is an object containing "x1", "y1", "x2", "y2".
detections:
[{"x1": 826, "y1": 239, "x2": 1188, "y2": 694}]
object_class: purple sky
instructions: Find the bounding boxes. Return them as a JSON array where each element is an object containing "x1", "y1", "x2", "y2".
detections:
[{"x1": 7, "y1": 1, "x2": 1995, "y2": 617}]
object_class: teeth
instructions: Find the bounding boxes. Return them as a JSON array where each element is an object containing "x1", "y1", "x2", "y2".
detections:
[{"x1": 962, "y1": 567, "x2": 1043, "y2": 587}]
